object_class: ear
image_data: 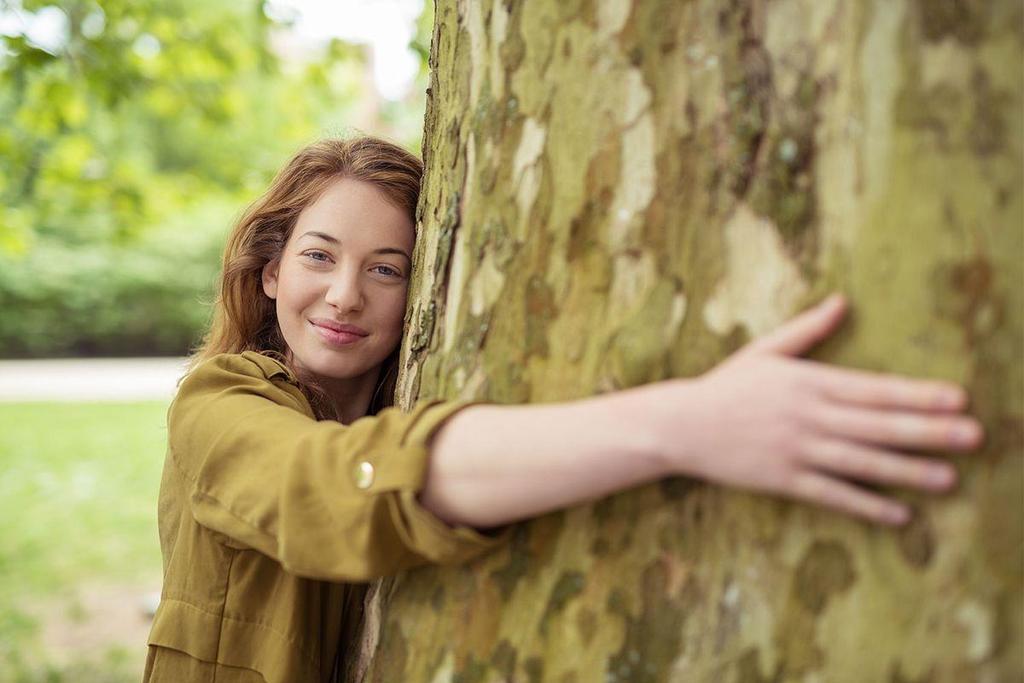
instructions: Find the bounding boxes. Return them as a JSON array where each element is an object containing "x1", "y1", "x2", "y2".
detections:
[{"x1": 261, "y1": 259, "x2": 280, "y2": 300}]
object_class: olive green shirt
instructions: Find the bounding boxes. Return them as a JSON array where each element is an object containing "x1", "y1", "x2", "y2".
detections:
[{"x1": 144, "y1": 351, "x2": 510, "y2": 682}]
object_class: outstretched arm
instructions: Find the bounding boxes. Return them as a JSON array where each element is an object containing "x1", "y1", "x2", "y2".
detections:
[{"x1": 419, "y1": 295, "x2": 984, "y2": 529}]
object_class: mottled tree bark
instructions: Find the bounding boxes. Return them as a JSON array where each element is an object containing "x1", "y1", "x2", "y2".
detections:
[{"x1": 348, "y1": 1, "x2": 1022, "y2": 681}]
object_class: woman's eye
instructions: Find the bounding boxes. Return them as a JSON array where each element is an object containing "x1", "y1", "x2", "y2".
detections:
[
  {"x1": 303, "y1": 250, "x2": 331, "y2": 263},
  {"x1": 372, "y1": 265, "x2": 402, "y2": 278}
]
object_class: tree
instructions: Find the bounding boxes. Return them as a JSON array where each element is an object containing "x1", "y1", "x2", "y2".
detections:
[{"x1": 349, "y1": 1, "x2": 1022, "y2": 680}]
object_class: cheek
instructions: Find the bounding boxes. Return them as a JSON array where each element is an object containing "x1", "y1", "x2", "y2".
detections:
[
  {"x1": 383, "y1": 291, "x2": 408, "y2": 330},
  {"x1": 277, "y1": 268, "x2": 318, "y2": 307}
]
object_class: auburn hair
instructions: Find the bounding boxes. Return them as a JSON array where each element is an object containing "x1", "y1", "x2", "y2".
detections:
[{"x1": 185, "y1": 136, "x2": 423, "y2": 420}]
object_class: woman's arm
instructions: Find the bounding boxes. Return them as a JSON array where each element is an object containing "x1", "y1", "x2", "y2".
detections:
[
  {"x1": 419, "y1": 386, "x2": 674, "y2": 528},
  {"x1": 169, "y1": 352, "x2": 505, "y2": 582},
  {"x1": 419, "y1": 295, "x2": 984, "y2": 528}
]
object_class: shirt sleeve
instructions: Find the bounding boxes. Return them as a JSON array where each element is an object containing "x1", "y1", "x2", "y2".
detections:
[{"x1": 167, "y1": 352, "x2": 511, "y2": 582}]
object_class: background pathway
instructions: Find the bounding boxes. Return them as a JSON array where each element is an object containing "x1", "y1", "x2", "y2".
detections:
[{"x1": 0, "y1": 357, "x2": 188, "y2": 401}]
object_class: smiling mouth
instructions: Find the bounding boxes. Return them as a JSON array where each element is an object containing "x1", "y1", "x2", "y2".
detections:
[{"x1": 311, "y1": 321, "x2": 366, "y2": 346}]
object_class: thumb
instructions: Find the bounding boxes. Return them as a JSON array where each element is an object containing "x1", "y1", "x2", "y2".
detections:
[{"x1": 745, "y1": 294, "x2": 848, "y2": 357}]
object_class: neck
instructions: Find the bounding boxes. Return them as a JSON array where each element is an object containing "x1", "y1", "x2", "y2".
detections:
[
  {"x1": 317, "y1": 365, "x2": 382, "y2": 424},
  {"x1": 284, "y1": 349, "x2": 384, "y2": 424}
]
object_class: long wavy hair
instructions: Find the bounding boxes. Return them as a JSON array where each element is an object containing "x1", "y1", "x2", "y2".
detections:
[{"x1": 185, "y1": 136, "x2": 423, "y2": 421}]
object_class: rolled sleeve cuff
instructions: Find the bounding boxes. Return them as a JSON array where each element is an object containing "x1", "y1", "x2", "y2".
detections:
[{"x1": 388, "y1": 399, "x2": 513, "y2": 564}]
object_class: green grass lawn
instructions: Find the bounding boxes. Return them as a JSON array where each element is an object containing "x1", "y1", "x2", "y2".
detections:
[{"x1": 0, "y1": 401, "x2": 169, "y2": 682}]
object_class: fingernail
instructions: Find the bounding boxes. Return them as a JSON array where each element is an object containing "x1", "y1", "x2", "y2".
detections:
[
  {"x1": 888, "y1": 507, "x2": 911, "y2": 525},
  {"x1": 939, "y1": 388, "x2": 966, "y2": 410},
  {"x1": 927, "y1": 466, "x2": 955, "y2": 488},
  {"x1": 952, "y1": 422, "x2": 981, "y2": 447}
]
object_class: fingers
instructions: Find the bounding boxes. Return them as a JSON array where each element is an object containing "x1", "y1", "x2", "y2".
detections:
[
  {"x1": 812, "y1": 403, "x2": 984, "y2": 452},
  {"x1": 801, "y1": 363, "x2": 969, "y2": 412},
  {"x1": 745, "y1": 294, "x2": 847, "y2": 358},
  {"x1": 799, "y1": 437, "x2": 957, "y2": 492},
  {"x1": 789, "y1": 471, "x2": 910, "y2": 526}
]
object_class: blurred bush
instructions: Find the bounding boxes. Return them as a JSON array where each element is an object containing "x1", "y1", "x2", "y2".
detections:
[{"x1": 0, "y1": 198, "x2": 230, "y2": 357}]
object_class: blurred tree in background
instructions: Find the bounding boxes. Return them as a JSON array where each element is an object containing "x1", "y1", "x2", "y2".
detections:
[{"x1": 0, "y1": 0, "x2": 429, "y2": 358}]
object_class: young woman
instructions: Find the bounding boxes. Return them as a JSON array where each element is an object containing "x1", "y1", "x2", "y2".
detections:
[{"x1": 144, "y1": 136, "x2": 983, "y2": 682}]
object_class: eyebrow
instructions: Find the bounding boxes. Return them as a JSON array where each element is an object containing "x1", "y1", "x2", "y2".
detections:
[{"x1": 299, "y1": 231, "x2": 411, "y2": 261}]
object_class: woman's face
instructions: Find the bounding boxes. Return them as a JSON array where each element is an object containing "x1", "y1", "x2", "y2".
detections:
[{"x1": 261, "y1": 177, "x2": 414, "y2": 386}]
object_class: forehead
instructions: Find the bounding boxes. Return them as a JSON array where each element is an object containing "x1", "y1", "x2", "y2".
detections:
[{"x1": 291, "y1": 177, "x2": 414, "y2": 250}]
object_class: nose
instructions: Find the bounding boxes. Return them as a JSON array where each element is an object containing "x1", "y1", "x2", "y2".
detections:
[{"x1": 324, "y1": 263, "x2": 365, "y2": 313}]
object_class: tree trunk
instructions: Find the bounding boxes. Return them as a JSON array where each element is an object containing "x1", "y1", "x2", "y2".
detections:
[{"x1": 348, "y1": 1, "x2": 1022, "y2": 680}]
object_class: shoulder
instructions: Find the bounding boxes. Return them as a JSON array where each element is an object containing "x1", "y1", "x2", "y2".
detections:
[
  {"x1": 173, "y1": 351, "x2": 307, "y2": 417},
  {"x1": 232, "y1": 352, "x2": 296, "y2": 385},
  {"x1": 237, "y1": 350, "x2": 298, "y2": 384},
  {"x1": 166, "y1": 352, "x2": 315, "y2": 483},
  {"x1": 187, "y1": 351, "x2": 298, "y2": 386}
]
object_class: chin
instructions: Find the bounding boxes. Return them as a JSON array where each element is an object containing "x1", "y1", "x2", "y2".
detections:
[
  {"x1": 306, "y1": 344, "x2": 396, "y2": 380},
  {"x1": 302, "y1": 354, "x2": 374, "y2": 380}
]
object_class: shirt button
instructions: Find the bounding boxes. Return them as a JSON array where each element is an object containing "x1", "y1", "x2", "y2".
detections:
[{"x1": 354, "y1": 461, "x2": 375, "y2": 489}]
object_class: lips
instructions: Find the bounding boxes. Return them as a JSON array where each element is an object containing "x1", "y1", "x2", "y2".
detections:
[
  {"x1": 309, "y1": 319, "x2": 369, "y2": 347},
  {"x1": 309, "y1": 319, "x2": 368, "y2": 336}
]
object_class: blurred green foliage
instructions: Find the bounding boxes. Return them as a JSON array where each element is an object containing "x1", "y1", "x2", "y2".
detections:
[
  {"x1": 0, "y1": 0, "x2": 429, "y2": 357},
  {"x1": 0, "y1": 198, "x2": 229, "y2": 356}
]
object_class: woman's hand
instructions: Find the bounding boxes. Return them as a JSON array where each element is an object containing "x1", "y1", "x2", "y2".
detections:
[
  {"x1": 652, "y1": 294, "x2": 984, "y2": 526},
  {"x1": 421, "y1": 293, "x2": 982, "y2": 530}
]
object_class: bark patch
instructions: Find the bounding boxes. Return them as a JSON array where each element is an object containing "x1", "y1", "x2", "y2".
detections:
[{"x1": 793, "y1": 540, "x2": 856, "y2": 614}]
